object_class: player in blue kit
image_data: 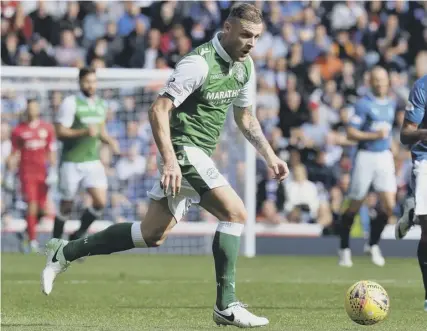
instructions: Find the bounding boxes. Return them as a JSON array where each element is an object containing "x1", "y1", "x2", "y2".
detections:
[
  {"x1": 395, "y1": 75, "x2": 427, "y2": 311},
  {"x1": 339, "y1": 67, "x2": 397, "y2": 267}
]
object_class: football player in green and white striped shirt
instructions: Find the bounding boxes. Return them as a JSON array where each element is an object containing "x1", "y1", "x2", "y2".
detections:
[
  {"x1": 52, "y1": 68, "x2": 119, "y2": 242},
  {"x1": 42, "y1": 4, "x2": 289, "y2": 328}
]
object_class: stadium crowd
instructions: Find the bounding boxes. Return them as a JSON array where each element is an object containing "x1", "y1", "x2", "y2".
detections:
[{"x1": 2, "y1": 1, "x2": 427, "y2": 231}]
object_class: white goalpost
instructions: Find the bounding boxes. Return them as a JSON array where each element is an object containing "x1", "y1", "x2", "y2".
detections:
[{"x1": 1, "y1": 66, "x2": 257, "y2": 257}]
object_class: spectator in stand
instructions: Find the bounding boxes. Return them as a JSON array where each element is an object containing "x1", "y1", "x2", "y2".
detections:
[
  {"x1": 299, "y1": 109, "x2": 329, "y2": 149},
  {"x1": 118, "y1": 94, "x2": 139, "y2": 122},
  {"x1": 116, "y1": 144, "x2": 146, "y2": 182},
  {"x1": 117, "y1": 1, "x2": 150, "y2": 37},
  {"x1": 119, "y1": 120, "x2": 142, "y2": 153},
  {"x1": 119, "y1": 18, "x2": 147, "y2": 68},
  {"x1": 302, "y1": 24, "x2": 331, "y2": 64},
  {"x1": 57, "y1": 2, "x2": 83, "y2": 45},
  {"x1": 1, "y1": 32, "x2": 19, "y2": 65},
  {"x1": 29, "y1": 1, "x2": 56, "y2": 45},
  {"x1": 106, "y1": 109, "x2": 126, "y2": 141},
  {"x1": 160, "y1": 23, "x2": 186, "y2": 55},
  {"x1": 317, "y1": 46, "x2": 344, "y2": 81},
  {"x1": 103, "y1": 21, "x2": 124, "y2": 66},
  {"x1": 30, "y1": 33, "x2": 56, "y2": 67},
  {"x1": 143, "y1": 28, "x2": 163, "y2": 69},
  {"x1": 279, "y1": 90, "x2": 309, "y2": 138},
  {"x1": 90, "y1": 55, "x2": 106, "y2": 69},
  {"x1": 167, "y1": 35, "x2": 191, "y2": 68},
  {"x1": 151, "y1": 1, "x2": 183, "y2": 33},
  {"x1": 54, "y1": 29, "x2": 85, "y2": 67},
  {"x1": 256, "y1": 158, "x2": 285, "y2": 224},
  {"x1": 284, "y1": 164, "x2": 319, "y2": 223},
  {"x1": 307, "y1": 149, "x2": 337, "y2": 191},
  {"x1": 86, "y1": 38, "x2": 109, "y2": 67},
  {"x1": 377, "y1": 14, "x2": 408, "y2": 71},
  {"x1": 9, "y1": 3, "x2": 33, "y2": 44},
  {"x1": 82, "y1": 1, "x2": 109, "y2": 46},
  {"x1": 297, "y1": 6, "x2": 318, "y2": 42},
  {"x1": 330, "y1": 0, "x2": 365, "y2": 31},
  {"x1": 189, "y1": 1, "x2": 221, "y2": 37}
]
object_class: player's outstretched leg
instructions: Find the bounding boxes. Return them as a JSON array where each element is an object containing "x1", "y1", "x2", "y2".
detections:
[
  {"x1": 417, "y1": 216, "x2": 427, "y2": 311},
  {"x1": 41, "y1": 198, "x2": 176, "y2": 295},
  {"x1": 395, "y1": 196, "x2": 416, "y2": 239},
  {"x1": 68, "y1": 207, "x2": 102, "y2": 241},
  {"x1": 26, "y1": 201, "x2": 39, "y2": 253},
  {"x1": 52, "y1": 200, "x2": 74, "y2": 239},
  {"x1": 52, "y1": 214, "x2": 67, "y2": 239},
  {"x1": 338, "y1": 200, "x2": 363, "y2": 267},
  {"x1": 69, "y1": 188, "x2": 106, "y2": 241},
  {"x1": 365, "y1": 192, "x2": 395, "y2": 267},
  {"x1": 365, "y1": 209, "x2": 388, "y2": 267},
  {"x1": 200, "y1": 187, "x2": 269, "y2": 328}
]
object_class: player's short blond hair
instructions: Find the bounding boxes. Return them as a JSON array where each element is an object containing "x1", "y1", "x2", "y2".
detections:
[{"x1": 227, "y1": 3, "x2": 263, "y2": 24}]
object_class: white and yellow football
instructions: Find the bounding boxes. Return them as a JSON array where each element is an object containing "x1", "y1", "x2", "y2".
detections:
[{"x1": 344, "y1": 280, "x2": 390, "y2": 325}]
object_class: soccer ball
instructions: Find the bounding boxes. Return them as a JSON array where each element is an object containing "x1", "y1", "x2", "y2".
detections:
[{"x1": 344, "y1": 280, "x2": 390, "y2": 325}]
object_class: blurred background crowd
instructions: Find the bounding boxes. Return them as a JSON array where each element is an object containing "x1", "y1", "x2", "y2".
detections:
[{"x1": 2, "y1": 1, "x2": 427, "y2": 234}]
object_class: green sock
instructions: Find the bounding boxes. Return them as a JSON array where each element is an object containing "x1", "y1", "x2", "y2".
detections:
[
  {"x1": 212, "y1": 222, "x2": 244, "y2": 310},
  {"x1": 52, "y1": 214, "x2": 67, "y2": 239},
  {"x1": 70, "y1": 207, "x2": 101, "y2": 240},
  {"x1": 63, "y1": 222, "x2": 136, "y2": 262}
]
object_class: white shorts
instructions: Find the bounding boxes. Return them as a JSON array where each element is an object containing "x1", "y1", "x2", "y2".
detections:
[
  {"x1": 147, "y1": 145, "x2": 229, "y2": 222},
  {"x1": 348, "y1": 150, "x2": 397, "y2": 200},
  {"x1": 59, "y1": 161, "x2": 107, "y2": 200},
  {"x1": 412, "y1": 159, "x2": 427, "y2": 216}
]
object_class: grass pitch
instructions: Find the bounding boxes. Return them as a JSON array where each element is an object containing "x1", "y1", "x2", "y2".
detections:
[{"x1": 1, "y1": 253, "x2": 426, "y2": 331}]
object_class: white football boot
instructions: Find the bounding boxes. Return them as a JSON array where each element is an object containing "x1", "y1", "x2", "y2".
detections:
[
  {"x1": 338, "y1": 248, "x2": 353, "y2": 267},
  {"x1": 213, "y1": 302, "x2": 269, "y2": 328},
  {"x1": 30, "y1": 240, "x2": 40, "y2": 253},
  {"x1": 363, "y1": 243, "x2": 370, "y2": 254},
  {"x1": 395, "y1": 196, "x2": 416, "y2": 239},
  {"x1": 366, "y1": 244, "x2": 385, "y2": 267},
  {"x1": 41, "y1": 238, "x2": 70, "y2": 295}
]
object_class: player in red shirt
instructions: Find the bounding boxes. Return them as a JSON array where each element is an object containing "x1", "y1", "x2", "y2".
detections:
[{"x1": 7, "y1": 99, "x2": 57, "y2": 252}]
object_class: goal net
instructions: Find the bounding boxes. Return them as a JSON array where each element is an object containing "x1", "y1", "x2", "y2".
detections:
[{"x1": 1, "y1": 66, "x2": 256, "y2": 256}]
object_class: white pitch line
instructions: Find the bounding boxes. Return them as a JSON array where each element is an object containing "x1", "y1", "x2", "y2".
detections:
[{"x1": 3, "y1": 278, "x2": 421, "y2": 287}]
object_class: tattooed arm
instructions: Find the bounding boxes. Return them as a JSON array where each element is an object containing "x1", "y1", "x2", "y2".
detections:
[
  {"x1": 233, "y1": 105, "x2": 275, "y2": 162},
  {"x1": 234, "y1": 105, "x2": 289, "y2": 181}
]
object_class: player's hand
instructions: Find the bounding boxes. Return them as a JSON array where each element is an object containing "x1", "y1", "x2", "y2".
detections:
[
  {"x1": 375, "y1": 127, "x2": 389, "y2": 140},
  {"x1": 87, "y1": 125, "x2": 98, "y2": 137},
  {"x1": 267, "y1": 156, "x2": 290, "y2": 182},
  {"x1": 161, "y1": 159, "x2": 182, "y2": 198}
]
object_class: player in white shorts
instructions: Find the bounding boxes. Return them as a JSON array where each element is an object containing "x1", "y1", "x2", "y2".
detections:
[
  {"x1": 52, "y1": 67, "x2": 119, "y2": 241},
  {"x1": 395, "y1": 75, "x2": 427, "y2": 311},
  {"x1": 338, "y1": 67, "x2": 397, "y2": 267},
  {"x1": 41, "y1": 4, "x2": 289, "y2": 328}
]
